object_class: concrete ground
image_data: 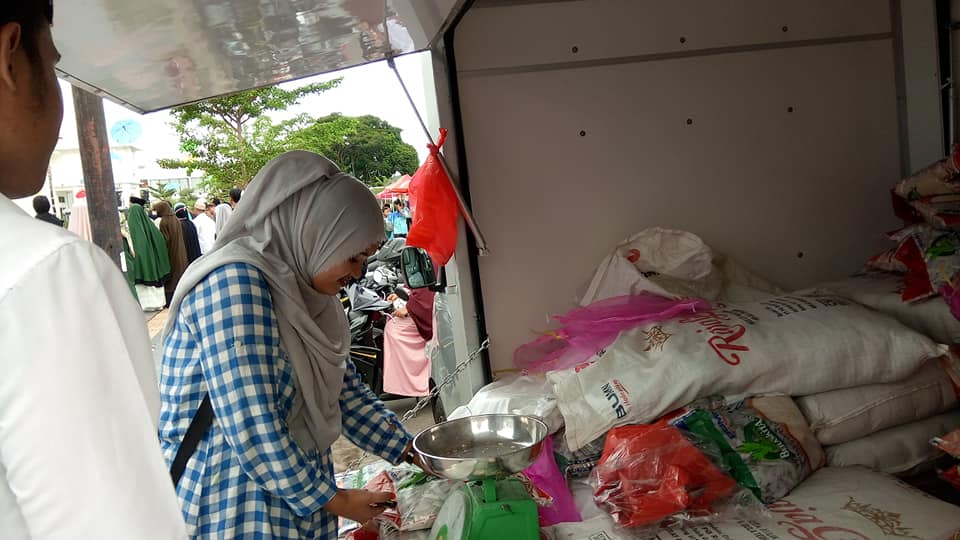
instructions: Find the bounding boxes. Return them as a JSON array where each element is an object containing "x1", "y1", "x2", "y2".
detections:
[
  {"x1": 331, "y1": 398, "x2": 437, "y2": 473},
  {"x1": 147, "y1": 309, "x2": 437, "y2": 473}
]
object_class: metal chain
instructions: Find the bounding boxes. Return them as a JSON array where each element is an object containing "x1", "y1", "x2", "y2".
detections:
[{"x1": 345, "y1": 338, "x2": 491, "y2": 472}]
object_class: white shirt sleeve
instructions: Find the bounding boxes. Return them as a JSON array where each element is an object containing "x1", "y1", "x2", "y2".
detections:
[
  {"x1": 0, "y1": 241, "x2": 186, "y2": 539},
  {"x1": 195, "y1": 216, "x2": 215, "y2": 255}
]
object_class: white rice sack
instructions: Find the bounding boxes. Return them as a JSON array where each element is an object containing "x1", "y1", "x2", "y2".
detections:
[
  {"x1": 446, "y1": 373, "x2": 563, "y2": 433},
  {"x1": 543, "y1": 467, "x2": 960, "y2": 540},
  {"x1": 580, "y1": 227, "x2": 781, "y2": 306},
  {"x1": 798, "y1": 356, "x2": 960, "y2": 445},
  {"x1": 807, "y1": 271, "x2": 960, "y2": 344},
  {"x1": 550, "y1": 294, "x2": 946, "y2": 451},
  {"x1": 825, "y1": 409, "x2": 960, "y2": 474}
]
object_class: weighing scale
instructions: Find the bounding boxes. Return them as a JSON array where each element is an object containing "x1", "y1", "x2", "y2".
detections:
[
  {"x1": 412, "y1": 414, "x2": 548, "y2": 540},
  {"x1": 431, "y1": 477, "x2": 540, "y2": 540}
]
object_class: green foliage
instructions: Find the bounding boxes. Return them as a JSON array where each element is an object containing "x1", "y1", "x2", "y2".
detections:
[
  {"x1": 148, "y1": 181, "x2": 178, "y2": 203},
  {"x1": 157, "y1": 81, "x2": 341, "y2": 195},
  {"x1": 287, "y1": 113, "x2": 420, "y2": 186},
  {"x1": 177, "y1": 187, "x2": 198, "y2": 209}
]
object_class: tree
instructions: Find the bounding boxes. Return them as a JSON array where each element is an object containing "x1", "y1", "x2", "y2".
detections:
[
  {"x1": 177, "y1": 186, "x2": 198, "y2": 210},
  {"x1": 288, "y1": 113, "x2": 420, "y2": 186},
  {"x1": 148, "y1": 181, "x2": 177, "y2": 203},
  {"x1": 157, "y1": 81, "x2": 341, "y2": 196}
]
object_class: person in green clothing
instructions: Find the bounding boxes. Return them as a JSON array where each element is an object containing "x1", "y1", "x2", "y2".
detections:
[{"x1": 127, "y1": 196, "x2": 170, "y2": 311}]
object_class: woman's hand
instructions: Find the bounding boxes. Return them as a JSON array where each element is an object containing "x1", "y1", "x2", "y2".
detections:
[
  {"x1": 323, "y1": 489, "x2": 395, "y2": 524},
  {"x1": 402, "y1": 442, "x2": 434, "y2": 475}
]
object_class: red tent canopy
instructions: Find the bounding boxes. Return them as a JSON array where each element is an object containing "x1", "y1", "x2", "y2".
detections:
[{"x1": 376, "y1": 174, "x2": 412, "y2": 199}]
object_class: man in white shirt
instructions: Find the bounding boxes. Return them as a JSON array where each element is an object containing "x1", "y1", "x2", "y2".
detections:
[
  {"x1": 190, "y1": 199, "x2": 216, "y2": 254},
  {"x1": 0, "y1": 3, "x2": 187, "y2": 538}
]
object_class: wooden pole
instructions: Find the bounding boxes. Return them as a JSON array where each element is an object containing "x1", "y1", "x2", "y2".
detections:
[{"x1": 72, "y1": 86, "x2": 122, "y2": 267}]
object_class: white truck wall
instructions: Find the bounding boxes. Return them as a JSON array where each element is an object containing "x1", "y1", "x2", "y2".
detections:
[{"x1": 451, "y1": 0, "x2": 943, "y2": 372}]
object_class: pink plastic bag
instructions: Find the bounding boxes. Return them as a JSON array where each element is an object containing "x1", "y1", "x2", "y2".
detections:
[
  {"x1": 514, "y1": 294, "x2": 711, "y2": 374},
  {"x1": 522, "y1": 435, "x2": 582, "y2": 527}
]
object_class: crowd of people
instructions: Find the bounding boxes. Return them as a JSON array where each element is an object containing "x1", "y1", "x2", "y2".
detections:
[
  {"x1": 1, "y1": 4, "x2": 420, "y2": 537},
  {"x1": 383, "y1": 198, "x2": 411, "y2": 239},
  {"x1": 30, "y1": 188, "x2": 244, "y2": 311}
]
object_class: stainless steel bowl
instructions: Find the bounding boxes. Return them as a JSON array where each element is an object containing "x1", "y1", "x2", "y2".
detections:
[{"x1": 412, "y1": 414, "x2": 548, "y2": 481}]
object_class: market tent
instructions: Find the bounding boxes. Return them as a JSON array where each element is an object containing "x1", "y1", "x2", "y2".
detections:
[{"x1": 376, "y1": 175, "x2": 412, "y2": 199}]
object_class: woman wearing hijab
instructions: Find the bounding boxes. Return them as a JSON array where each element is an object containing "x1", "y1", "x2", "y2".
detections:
[
  {"x1": 66, "y1": 190, "x2": 92, "y2": 241},
  {"x1": 153, "y1": 201, "x2": 189, "y2": 307},
  {"x1": 128, "y1": 196, "x2": 171, "y2": 311},
  {"x1": 174, "y1": 203, "x2": 202, "y2": 264},
  {"x1": 214, "y1": 201, "x2": 232, "y2": 238},
  {"x1": 159, "y1": 151, "x2": 418, "y2": 538}
]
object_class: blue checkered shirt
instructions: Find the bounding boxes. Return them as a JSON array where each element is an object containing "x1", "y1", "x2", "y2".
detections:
[{"x1": 158, "y1": 263, "x2": 411, "y2": 538}]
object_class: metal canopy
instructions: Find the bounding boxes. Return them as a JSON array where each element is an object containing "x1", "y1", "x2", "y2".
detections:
[{"x1": 53, "y1": 0, "x2": 463, "y2": 113}]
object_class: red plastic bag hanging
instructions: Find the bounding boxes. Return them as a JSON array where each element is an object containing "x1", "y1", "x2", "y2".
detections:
[{"x1": 407, "y1": 129, "x2": 460, "y2": 267}]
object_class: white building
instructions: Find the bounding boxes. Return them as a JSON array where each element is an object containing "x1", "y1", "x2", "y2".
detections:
[{"x1": 14, "y1": 142, "x2": 201, "y2": 220}]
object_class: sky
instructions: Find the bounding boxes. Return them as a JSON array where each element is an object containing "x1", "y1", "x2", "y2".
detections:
[{"x1": 55, "y1": 51, "x2": 435, "y2": 167}]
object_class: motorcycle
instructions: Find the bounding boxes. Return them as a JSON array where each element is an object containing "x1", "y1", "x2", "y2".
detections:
[{"x1": 342, "y1": 239, "x2": 406, "y2": 400}]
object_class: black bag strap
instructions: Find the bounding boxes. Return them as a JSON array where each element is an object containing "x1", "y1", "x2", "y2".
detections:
[{"x1": 170, "y1": 393, "x2": 214, "y2": 487}]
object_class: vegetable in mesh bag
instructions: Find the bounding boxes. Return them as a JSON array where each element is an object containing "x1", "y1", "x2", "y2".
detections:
[
  {"x1": 666, "y1": 396, "x2": 824, "y2": 503},
  {"x1": 590, "y1": 423, "x2": 763, "y2": 531}
]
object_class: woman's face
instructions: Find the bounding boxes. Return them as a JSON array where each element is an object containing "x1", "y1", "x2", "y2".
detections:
[{"x1": 310, "y1": 242, "x2": 380, "y2": 295}]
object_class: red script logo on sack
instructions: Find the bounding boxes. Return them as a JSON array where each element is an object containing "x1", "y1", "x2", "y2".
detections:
[
  {"x1": 678, "y1": 311, "x2": 749, "y2": 365},
  {"x1": 768, "y1": 499, "x2": 875, "y2": 540}
]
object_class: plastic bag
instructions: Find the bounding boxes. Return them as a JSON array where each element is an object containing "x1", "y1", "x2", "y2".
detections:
[
  {"x1": 446, "y1": 373, "x2": 564, "y2": 433},
  {"x1": 341, "y1": 464, "x2": 456, "y2": 534},
  {"x1": 895, "y1": 234, "x2": 937, "y2": 302},
  {"x1": 666, "y1": 396, "x2": 823, "y2": 503},
  {"x1": 521, "y1": 435, "x2": 582, "y2": 526},
  {"x1": 892, "y1": 146, "x2": 960, "y2": 229},
  {"x1": 513, "y1": 293, "x2": 710, "y2": 374},
  {"x1": 932, "y1": 428, "x2": 960, "y2": 458},
  {"x1": 579, "y1": 228, "x2": 782, "y2": 306},
  {"x1": 554, "y1": 432, "x2": 607, "y2": 479},
  {"x1": 580, "y1": 228, "x2": 716, "y2": 304},
  {"x1": 865, "y1": 247, "x2": 908, "y2": 273},
  {"x1": 393, "y1": 473, "x2": 459, "y2": 531},
  {"x1": 345, "y1": 527, "x2": 380, "y2": 540},
  {"x1": 379, "y1": 523, "x2": 431, "y2": 540},
  {"x1": 407, "y1": 128, "x2": 459, "y2": 267},
  {"x1": 894, "y1": 145, "x2": 960, "y2": 201},
  {"x1": 591, "y1": 423, "x2": 761, "y2": 530}
]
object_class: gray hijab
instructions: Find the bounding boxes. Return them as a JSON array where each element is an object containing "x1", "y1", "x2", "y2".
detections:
[{"x1": 162, "y1": 151, "x2": 385, "y2": 452}]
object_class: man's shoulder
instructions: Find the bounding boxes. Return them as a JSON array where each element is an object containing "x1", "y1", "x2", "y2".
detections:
[
  {"x1": 37, "y1": 213, "x2": 62, "y2": 226},
  {"x1": 0, "y1": 201, "x2": 101, "y2": 298}
]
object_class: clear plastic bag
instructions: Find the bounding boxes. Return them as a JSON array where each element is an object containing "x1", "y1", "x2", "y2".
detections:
[
  {"x1": 554, "y1": 431, "x2": 607, "y2": 479},
  {"x1": 590, "y1": 423, "x2": 764, "y2": 532},
  {"x1": 666, "y1": 396, "x2": 822, "y2": 503}
]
